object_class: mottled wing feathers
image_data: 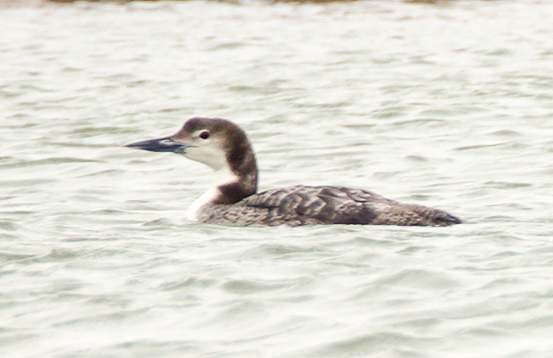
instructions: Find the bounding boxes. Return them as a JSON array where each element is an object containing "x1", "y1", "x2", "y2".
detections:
[
  {"x1": 241, "y1": 186, "x2": 376, "y2": 225},
  {"x1": 235, "y1": 185, "x2": 460, "y2": 227}
]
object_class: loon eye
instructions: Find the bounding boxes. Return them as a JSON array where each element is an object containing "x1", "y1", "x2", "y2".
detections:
[{"x1": 199, "y1": 131, "x2": 210, "y2": 140}]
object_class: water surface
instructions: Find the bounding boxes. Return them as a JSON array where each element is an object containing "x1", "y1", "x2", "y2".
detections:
[{"x1": 2, "y1": 1, "x2": 553, "y2": 357}]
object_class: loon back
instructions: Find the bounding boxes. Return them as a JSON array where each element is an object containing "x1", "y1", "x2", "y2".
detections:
[
  {"x1": 196, "y1": 185, "x2": 461, "y2": 227},
  {"x1": 126, "y1": 117, "x2": 462, "y2": 227}
]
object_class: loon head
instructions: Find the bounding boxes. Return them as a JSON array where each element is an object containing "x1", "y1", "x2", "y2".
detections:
[{"x1": 126, "y1": 117, "x2": 258, "y2": 203}]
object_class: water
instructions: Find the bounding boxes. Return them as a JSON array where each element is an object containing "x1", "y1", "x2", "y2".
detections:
[{"x1": 2, "y1": 0, "x2": 553, "y2": 356}]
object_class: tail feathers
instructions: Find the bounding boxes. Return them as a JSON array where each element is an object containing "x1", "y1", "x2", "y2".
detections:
[{"x1": 432, "y1": 211, "x2": 462, "y2": 226}]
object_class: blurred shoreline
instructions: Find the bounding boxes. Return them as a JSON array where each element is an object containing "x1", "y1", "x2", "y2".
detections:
[{"x1": 0, "y1": 0, "x2": 449, "y2": 7}]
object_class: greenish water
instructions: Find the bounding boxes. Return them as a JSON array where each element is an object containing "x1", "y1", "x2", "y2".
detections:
[{"x1": 2, "y1": 1, "x2": 553, "y2": 357}]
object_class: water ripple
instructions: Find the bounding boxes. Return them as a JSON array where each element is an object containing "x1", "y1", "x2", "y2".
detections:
[{"x1": 2, "y1": 1, "x2": 553, "y2": 358}]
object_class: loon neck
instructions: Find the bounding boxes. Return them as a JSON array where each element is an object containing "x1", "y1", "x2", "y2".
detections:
[
  {"x1": 212, "y1": 164, "x2": 257, "y2": 205},
  {"x1": 195, "y1": 144, "x2": 258, "y2": 206},
  {"x1": 213, "y1": 141, "x2": 258, "y2": 204},
  {"x1": 187, "y1": 165, "x2": 255, "y2": 221},
  {"x1": 190, "y1": 128, "x2": 258, "y2": 208}
]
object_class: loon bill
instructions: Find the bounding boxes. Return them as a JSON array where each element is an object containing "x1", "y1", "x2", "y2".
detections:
[{"x1": 126, "y1": 117, "x2": 461, "y2": 227}]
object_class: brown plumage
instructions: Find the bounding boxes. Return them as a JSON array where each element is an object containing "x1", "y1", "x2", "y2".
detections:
[
  {"x1": 197, "y1": 185, "x2": 461, "y2": 227},
  {"x1": 126, "y1": 117, "x2": 461, "y2": 227}
]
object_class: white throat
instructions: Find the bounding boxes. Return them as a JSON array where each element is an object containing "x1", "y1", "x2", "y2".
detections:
[{"x1": 186, "y1": 166, "x2": 239, "y2": 221}]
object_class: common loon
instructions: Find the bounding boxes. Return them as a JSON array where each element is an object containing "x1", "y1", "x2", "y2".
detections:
[{"x1": 126, "y1": 117, "x2": 461, "y2": 227}]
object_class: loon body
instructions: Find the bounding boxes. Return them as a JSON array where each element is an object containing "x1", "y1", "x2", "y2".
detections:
[{"x1": 126, "y1": 117, "x2": 461, "y2": 227}]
